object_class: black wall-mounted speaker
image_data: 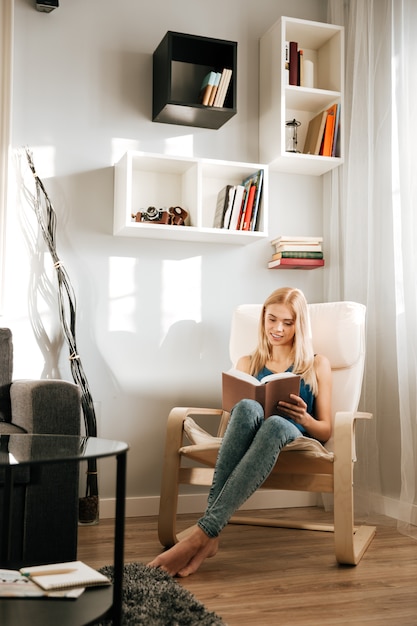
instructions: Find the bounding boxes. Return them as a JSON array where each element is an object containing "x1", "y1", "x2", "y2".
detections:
[{"x1": 36, "y1": 0, "x2": 59, "y2": 12}]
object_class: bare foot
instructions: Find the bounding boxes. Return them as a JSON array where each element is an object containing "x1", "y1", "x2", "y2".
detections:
[{"x1": 148, "y1": 525, "x2": 219, "y2": 577}]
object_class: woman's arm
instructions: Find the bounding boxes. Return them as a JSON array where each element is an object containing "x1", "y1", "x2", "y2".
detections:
[
  {"x1": 235, "y1": 355, "x2": 251, "y2": 373},
  {"x1": 279, "y1": 354, "x2": 333, "y2": 443}
]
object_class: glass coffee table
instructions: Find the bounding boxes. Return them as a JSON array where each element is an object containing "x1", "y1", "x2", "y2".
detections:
[{"x1": 0, "y1": 434, "x2": 129, "y2": 626}]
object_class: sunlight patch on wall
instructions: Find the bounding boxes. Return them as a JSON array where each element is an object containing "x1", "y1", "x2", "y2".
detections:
[
  {"x1": 160, "y1": 256, "x2": 202, "y2": 345},
  {"x1": 25, "y1": 145, "x2": 56, "y2": 179},
  {"x1": 111, "y1": 138, "x2": 140, "y2": 165},
  {"x1": 163, "y1": 134, "x2": 194, "y2": 157},
  {"x1": 108, "y1": 256, "x2": 137, "y2": 333}
]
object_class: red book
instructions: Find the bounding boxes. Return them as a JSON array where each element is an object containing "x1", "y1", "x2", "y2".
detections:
[
  {"x1": 289, "y1": 41, "x2": 298, "y2": 86},
  {"x1": 268, "y1": 258, "x2": 325, "y2": 269},
  {"x1": 241, "y1": 185, "x2": 256, "y2": 230}
]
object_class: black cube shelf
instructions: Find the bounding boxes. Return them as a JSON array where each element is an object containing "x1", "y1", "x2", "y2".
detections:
[{"x1": 152, "y1": 31, "x2": 237, "y2": 130}]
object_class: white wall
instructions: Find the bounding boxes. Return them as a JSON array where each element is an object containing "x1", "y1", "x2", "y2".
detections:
[{"x1": 4, "y1": 0, "x2": 327, "y2": 515}]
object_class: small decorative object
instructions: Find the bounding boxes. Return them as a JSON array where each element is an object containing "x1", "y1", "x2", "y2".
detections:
[
  {"x1": 132, "y1": 206, "x2": 188, "y2": 225},
  {"x1": 285, "y1": 118, "x2": 301, "y2": 152}
]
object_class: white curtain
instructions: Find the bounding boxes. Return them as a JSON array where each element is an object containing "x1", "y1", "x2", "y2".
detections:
[{"x1": 326, "y1": 0, "x2": 417, "y2": 538}]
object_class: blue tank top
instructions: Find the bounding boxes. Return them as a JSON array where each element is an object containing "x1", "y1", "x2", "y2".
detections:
[{"x1": 256, "y1": 365, "x2": 316, "y2": 434}]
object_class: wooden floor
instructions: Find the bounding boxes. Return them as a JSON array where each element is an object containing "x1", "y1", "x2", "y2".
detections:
[{"x1": 78, "y1": 507, "x2": 417, "y2": 625}]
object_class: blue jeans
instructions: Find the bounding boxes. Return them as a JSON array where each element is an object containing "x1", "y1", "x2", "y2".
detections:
[{"x1": 197, "y1": 399, "x2": 302, "y2": 538}]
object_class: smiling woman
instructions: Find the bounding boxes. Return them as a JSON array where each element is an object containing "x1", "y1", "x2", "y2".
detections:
[{"x1": 0, "y1": 0, "x2": 13, "y2": 313}]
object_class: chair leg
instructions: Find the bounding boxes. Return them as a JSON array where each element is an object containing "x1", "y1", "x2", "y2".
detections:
[
  {"x1": 333, "y1": 412, "x2": 376, "y2": 565},
  {"x1": 157, "y1": 408, "x2": 185, "y2": 547}
]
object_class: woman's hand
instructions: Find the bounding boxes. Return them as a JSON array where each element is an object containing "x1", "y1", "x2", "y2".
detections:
[{"x1": 278, "y1": 394, "x2": 309, "y2": 426}]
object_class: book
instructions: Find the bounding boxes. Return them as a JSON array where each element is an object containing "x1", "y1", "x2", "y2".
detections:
[
  {"x1": 274, "y1": 243, "x2": 322, "y2": 253},
  {"x1": 239, "y1": 169, "x2": 264, "y2": 230},
  {"x1": 0, "y1": 569, "x2": 85, "y2": 598},
  {"x1": 19, "y1": 560, "x2": 111, "y2": 591},
  {"x1": 213, "y1": 68, "x2": 232, "y2": 107},
  {"x1": 303, "y1": 110, "x2": 328, "y2": 155},
  {"x1": 207, "y1": 72, "x2": 222, "y2": 106},
  {"x1": 227, "y1": 184, "x2": 245, "y2": 229},
  {"x1": 289, "y1": 41, "x2": 298, "y2": 85},
  {"x1": 298, "y1": 48, "x2": 304, "y2": 86},
  {"x1": 331, "y1": 103, "x2": 341, "y2": 157},
  {"x1": 212, "y1": 68, "x2": 228, "y2": 107},
  {"x1": 248, "y1": 168, "x2": 264, "y2": 231},
  {"x1": 213, "y1": 184, "x2": 235, "y2": 228},
  {"x1": 222, "y1": 369, "x2": 301, "y2": 418},
  {"x1": 284, "y1": 41, "x2": 290, "y2": 84},
  {"x1": 268, "y1": 258, "x2": 325, "y2": 269},
  {"x1": 199, "y1": 71, "x2": 217, "y2": 106},
  {"x1": 271, "y1": 251, "x2": 324, "y2": 260},
  {"x1": 271, "y1": 235, "x2": 323, "y2": 245},
  {"x1": 320, "y1": 103, "x2": 338, "y2": 156},
  {"x1": 241, "y1": 184, "x2": 256, "y2": 230}
]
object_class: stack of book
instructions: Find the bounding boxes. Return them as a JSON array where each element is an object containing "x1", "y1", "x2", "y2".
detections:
[
  {"x1": 268, "y1": 236, "x2": 324, "y2": 269},
  {"x1": 213, "y1": 169, "x2": 264, "y2": 232},
  {"x1": 199, "y1": 68, "x2": 233, "y2": 108},
  {"x1": 303, "y1": 103, "x2": 341, "y2": 157}
]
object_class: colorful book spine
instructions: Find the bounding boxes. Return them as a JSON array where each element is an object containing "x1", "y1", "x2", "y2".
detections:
[
  {"x1": 271, "y1": 251, "x2": 324, "y2": 260},
  {"x1": 268, "y1": 258, "x2": 325, "y2": 269}
]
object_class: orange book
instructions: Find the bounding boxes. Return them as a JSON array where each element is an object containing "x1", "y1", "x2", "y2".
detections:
[{"x1": 321, "y1": 104, "x2": 338, "y2": 156}]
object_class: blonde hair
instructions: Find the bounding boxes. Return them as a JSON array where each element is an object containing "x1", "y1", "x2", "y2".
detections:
[{"x1": 248, "y1": 287, "x2": 318, "y2": 395}]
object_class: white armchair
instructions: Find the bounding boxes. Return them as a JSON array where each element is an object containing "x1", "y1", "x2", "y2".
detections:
[{"x1": 157, "y1": 301, "x2": 376, "y2": 565}]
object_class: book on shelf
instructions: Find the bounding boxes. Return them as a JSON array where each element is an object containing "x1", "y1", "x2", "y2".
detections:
[
  {"x1": 303, "y1": 110, "x2": 328, "y2": 155},
  {"x1": 199, "y1": 71, "x2": 217, "y2": 106},
  {"x1": 207, "y1": 72, "x2": 222, "y2": 106},
  {"x1": 222, "y1": 368, "x2": 301, "y2": 418},
  {"x1": 332, "y1": 103, "x2": 341, "y2": 157},
  {"x1": 284, "y1": 41, "x2": 290, "y2": 84},
  {"x1": 239, "y1": 169, "x2": 264, "y2": 231},
  {"x1": 213, "y1": 68, "x2": 232, "y2": 107},
  {"x1": 247, "y1": 168, "x2": 264, "y2": 231},
  {"x1": 271, "y1": 250, "x2": 324, "y2": 260},
  {"x1": 227, "y1": 184, "x2": 246, "y2": 230},
  {"x1": 320, "y1": 103, "x2": 338, "y2": 157},
  {"x1": 289, "y1": 41, "x2": 298, "y2": 85},
  {"x1": 268, "y1": 258, "x2": 325, "y2": 269},
  {"x1": 240, "y1": 184, "x2": 256, "y2": 230},
  {"x1": 274, "y1": 243, "x2": 323, "y2": 253},
  {"x1": 271, "y1": 235, "x2": 323, "y2": 245},
  {"x1": 298, "y1": 48, "x2": 304, "y2": 86},
  {"x1": 19, "y1": 560, "x2": 111, "y2": 592},
  {"x1": 213, "y1": 184, "x2": 235, "y2": 228}
]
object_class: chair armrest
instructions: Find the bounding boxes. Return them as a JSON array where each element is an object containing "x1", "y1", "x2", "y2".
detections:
[
  {"x1": 166, "y1": 406, "x2": 227, "y2": 446},
  {"x1": 10, "y1": 379, "x2": 81, "y2": 435},
  {"x1": 333, "y1": 410, "x2": 373, "y2": 463}
]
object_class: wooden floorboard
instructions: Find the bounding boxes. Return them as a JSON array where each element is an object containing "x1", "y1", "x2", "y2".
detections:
[{"x1": 77, "y1": 508, "x2": 417, "y2": 625}]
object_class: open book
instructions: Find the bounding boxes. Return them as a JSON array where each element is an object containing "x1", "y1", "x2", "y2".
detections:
[
  {"x1": 0, "y1": 569, "x2": 84, "y2": 598},
  {"x1": 222, "y1": 368, "x2": 301, "y2": 418},
  {"x1": 19, "y1": 560, "x2": 111, "y2": 592}
]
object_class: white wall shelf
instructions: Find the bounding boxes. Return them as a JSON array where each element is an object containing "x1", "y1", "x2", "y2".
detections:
[
  {"x1": 113, "y1": 151, "x2": 268, "y2": 244},
  {"x1": 259, "y1": 16, "x2": 344, "y2": 176}
]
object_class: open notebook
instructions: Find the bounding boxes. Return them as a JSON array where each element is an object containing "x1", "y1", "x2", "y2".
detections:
[{"x1": 19, "y1": 560, "x2": 111, "y2": 591}]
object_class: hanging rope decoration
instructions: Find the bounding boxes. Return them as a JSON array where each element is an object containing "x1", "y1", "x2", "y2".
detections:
[{"x1": 24, "y1": 148, "x2": 99, "y2": 523}]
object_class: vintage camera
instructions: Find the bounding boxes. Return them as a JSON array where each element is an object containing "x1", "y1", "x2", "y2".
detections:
[{"x1": 133, "y1": 207, "x2": 170, "y2": 224}]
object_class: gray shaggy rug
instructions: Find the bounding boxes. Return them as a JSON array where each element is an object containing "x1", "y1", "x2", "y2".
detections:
[{"x1": 97, "y1": 562, "x2": 226, "y2": 625}]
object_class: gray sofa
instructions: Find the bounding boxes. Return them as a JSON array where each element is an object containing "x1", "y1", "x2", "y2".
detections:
[{"x1": 0, "y1": 328, "x2": 82, "y2": 567}]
